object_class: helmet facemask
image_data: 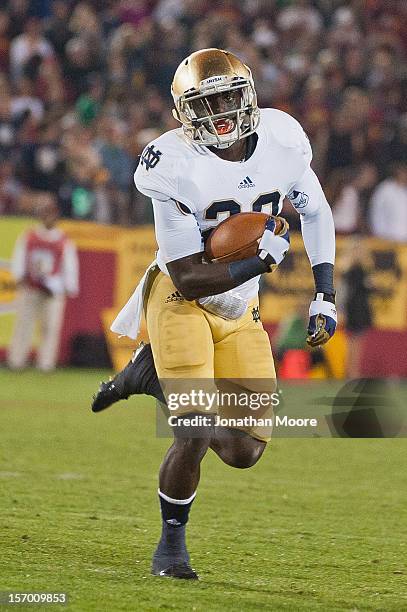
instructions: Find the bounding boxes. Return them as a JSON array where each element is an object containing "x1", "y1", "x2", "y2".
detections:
[{"x1": 173, "y1": 75, "x2": 260, "y2": 149}]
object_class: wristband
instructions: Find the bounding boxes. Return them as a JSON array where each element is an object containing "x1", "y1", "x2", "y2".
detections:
[{"x1": 312, "y1": 262, "x2": 334, "y2": 294}]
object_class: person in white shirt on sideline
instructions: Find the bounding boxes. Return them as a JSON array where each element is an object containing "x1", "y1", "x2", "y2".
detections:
[
  {"x1": 369, "y1": 162, "x2": 407, "y2": 243},
  {"x1": 7, "y1": 194, "x2": 79, "y2": 372}
]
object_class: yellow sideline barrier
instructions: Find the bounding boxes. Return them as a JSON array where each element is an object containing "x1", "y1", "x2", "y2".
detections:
[
  {"x1": 261, "y1": 234, "x2": 407, "y2": 330},
  {"x1": 1, "y1": 218, "x2": 407, "y2": 372},
  {"x1": 98, "y1": 228, "x2": 407, "y2": 371},
  {"x1": 60, "y1": 221, "x2": 156, "y2": 371}
]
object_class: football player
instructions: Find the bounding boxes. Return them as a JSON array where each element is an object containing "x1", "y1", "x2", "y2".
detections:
[{"x1": 92, "y1": 49, "x2": 336, "y2": 579}]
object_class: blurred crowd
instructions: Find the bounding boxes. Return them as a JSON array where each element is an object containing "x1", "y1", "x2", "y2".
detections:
[{"x1": 0, "y1": 0, "x2": 406, "y2": 237}]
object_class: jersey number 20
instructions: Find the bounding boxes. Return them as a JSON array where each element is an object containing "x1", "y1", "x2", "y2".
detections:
[{"x1": 204, "y1": 191, "x2": 281, "y2": 220}]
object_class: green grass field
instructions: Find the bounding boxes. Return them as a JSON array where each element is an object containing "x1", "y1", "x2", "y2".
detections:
[{"x1": 1, "y1": 369, "x2": 406, "y2": 611}]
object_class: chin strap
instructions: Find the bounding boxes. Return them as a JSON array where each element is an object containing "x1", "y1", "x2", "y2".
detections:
[{"x1": 212, "y1": 140, "x2": 235, "y2": 150}]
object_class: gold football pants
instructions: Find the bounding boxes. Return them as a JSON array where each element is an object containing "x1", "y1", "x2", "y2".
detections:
[{"x1": 144, "y1": 268, "x2": 276, "y2": 442}]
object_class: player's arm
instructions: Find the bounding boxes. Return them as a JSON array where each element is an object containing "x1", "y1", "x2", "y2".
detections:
[
  {"x1": 154, "y1": 199, "x2": 288, "y2": 301},
  {"x1": 288, "y1": 167, "x2": 337, "y2": 346}
]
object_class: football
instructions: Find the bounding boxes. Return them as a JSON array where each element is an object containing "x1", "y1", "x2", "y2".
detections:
[{"x1": 205, "y1": 212, "x2": 285, "y2": 263}]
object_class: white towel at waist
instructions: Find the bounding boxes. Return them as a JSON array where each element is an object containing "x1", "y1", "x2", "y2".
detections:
[{"x1": 110, "y1": 260, "x2": 157, "y2": 340}]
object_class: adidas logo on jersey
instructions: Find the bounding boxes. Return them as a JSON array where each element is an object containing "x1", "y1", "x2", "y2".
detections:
[
  {"x1": 238, "y1": 176, "x2": 255, "y2": 189},
  {"x1": 165, "y1": 291, "x2": 184, "y2": 303}
]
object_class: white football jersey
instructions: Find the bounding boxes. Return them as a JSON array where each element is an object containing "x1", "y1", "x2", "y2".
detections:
[{"x1": 134, "y1": 108, "x2": 313, "y2": 300}]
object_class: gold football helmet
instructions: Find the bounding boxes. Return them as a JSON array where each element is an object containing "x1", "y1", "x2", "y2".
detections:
[{"x1": 171, "y1": 48, "x2": 260, "y2": 149}]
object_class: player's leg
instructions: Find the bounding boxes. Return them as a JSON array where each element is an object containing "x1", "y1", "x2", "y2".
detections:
[
  {"x1": 210, "y1": 426, "x2": 266, "y2": 468},
  {"x1": 92, "y1": 338, "x2": 268, "y2": 466},
  {"x1": 93, "y1": 303, "x2": 274, "y2": 469},
  {"x1": 7, "y1": 287, "x2": 41, "y2": 369},
  {"x1": 152, "y1": 420, "x2": 212, "y2": 579},
  {"x1": 91, "y1": 342, "x2": 165, "y2": 412},
  {"x1": 210, "y1": 309, "x2": 277, "y2": 467},
  {"x1": 92, "y1": 266, "x2": 165, "y2": 412},
  {"x1": 37, "y1": 294, "x2": 65, "y2": 371},
  {"x1": 146, "y1": 272, "x2": 215, "y2": 579}
]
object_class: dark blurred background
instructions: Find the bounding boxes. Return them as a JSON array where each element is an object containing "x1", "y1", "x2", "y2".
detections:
[
  {"x1": 0, "y1": 0, "x2": 406, "y2": 235},
  {"x1": 1, "y1": 0, "x2": 407, "y2": 378}
]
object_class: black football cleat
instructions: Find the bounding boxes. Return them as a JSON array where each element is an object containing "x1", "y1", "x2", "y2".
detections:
[
  {"x1": 152, "y1": 562, "x2": 199, "y2": 580},
  {"x1": 91, "y1": 342, "x2": 158, "y2": 412}
]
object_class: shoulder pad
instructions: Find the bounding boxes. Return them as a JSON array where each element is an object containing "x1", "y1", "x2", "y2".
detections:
[
  {"x1": 134, "y1": 129, "x2": 196, "y2": 210},
  {"x1": 261, "y1": 108, "x2": 312, "y2": 162}
]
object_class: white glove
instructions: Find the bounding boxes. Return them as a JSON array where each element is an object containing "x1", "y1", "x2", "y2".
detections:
[
  {"x1": 198, "y1": 291, "x2": 248, "y2": 320},
  {"x1": 258, "y1": 217, "x2": 290, "y2": 271}
]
